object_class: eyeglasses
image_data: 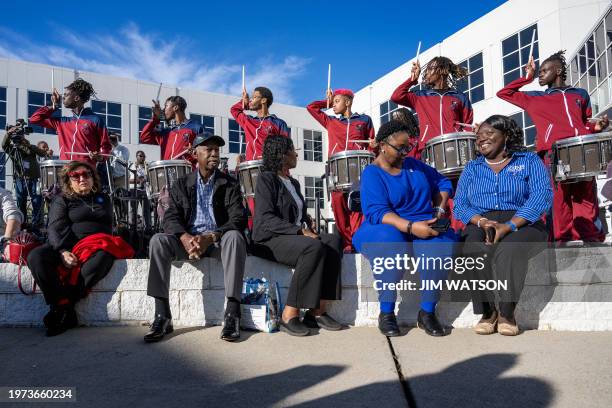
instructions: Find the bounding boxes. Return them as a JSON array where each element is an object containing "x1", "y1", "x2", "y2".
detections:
[
  {"x1": 68, "y1": 171, "x2": 93, "y2": 180},
  {"x1": 384, "y1": 141, "x2": 413, "y2": 155}
]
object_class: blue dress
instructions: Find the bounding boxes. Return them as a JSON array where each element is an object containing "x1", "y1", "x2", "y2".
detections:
[{"x1": 353, "y1": 158, "x2": 458, "y2": 313}]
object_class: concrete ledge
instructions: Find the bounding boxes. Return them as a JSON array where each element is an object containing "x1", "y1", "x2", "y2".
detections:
[{"x1": 1, "y1": 248, "x2": 612, "y2": 330}]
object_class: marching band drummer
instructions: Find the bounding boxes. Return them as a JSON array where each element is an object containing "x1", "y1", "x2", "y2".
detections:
[
  {"x1": 29, "y1": 78, "x2": 112, "y2": 169},
  {"x1": 306, "y1": 88, "x2": 376, "y2": 253},
  {"x1": 497, "y1": 51, "x2": 609, "y2": 243},
  {"x1": 140, "y1": 96, "x2": 204, "y2": 165},
  {"x1": 390, "y1": 56, "x2": 473, "y2": 160}
]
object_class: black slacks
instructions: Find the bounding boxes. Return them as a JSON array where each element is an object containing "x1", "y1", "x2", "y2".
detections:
[
  {"x1": 462, "y1": 210, "x2": 548, "y2": 318},
  {"x1": 27, "y1": 244, "x2": 116, "y2": 305},
  {"x1": 252, "y1": 233, "x2": 343, "y2": 309}
]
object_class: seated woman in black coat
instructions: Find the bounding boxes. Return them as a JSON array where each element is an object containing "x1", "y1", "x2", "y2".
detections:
[
  {"x1": 252, "y1": 135, "x2": 344, "y2": 336},
  {"x1": 28, "y1": 161, "x2": 133, "y2": 337}
]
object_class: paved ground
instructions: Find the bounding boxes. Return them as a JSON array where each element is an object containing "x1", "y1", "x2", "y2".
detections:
[{"x1": 0, "y1": 326, "x2": 611, "y2": 407}]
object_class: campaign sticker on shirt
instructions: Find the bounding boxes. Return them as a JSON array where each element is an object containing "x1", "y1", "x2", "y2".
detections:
[
  {"x1": 95, "y1": 195, "x2": 105, "y2": 204},
  {"x1": 506, "y1": 164, "x2": 525, "y2": 175},
  {"x1": 575, "y1": 98, "x2": 582, "y2": 108},
  {"x1": 183, "y1": 133, "x2": 190, "y2": 142},
  {"x1": 450, "y1": 101, "x2": 458, "y2": 110}
]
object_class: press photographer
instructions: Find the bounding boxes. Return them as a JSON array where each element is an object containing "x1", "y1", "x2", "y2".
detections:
[{"x1": 2, "y1": 120, "x2": 52, "y2": 229}]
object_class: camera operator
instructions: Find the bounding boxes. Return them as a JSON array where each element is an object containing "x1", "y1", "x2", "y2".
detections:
[{"x1": 2, "y1": 122, "x2": 51, "y2": 229}]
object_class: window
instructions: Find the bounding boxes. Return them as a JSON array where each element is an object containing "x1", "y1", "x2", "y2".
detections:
[
  {"x1": 228, "y1": 119, "x2": 245, "y2": 154},
  {"x1": 91, "y1": 100, "x2": 122, "y2": 139},
  {"x1": 304, "y1": 176, "x2": 324, "y2": 209},
  {"x1": 569, "y1": 8, "x2": 612, "y2": 115},
  {"x1": 0, "y1": 87, "x2": 6, "y2": 130},
  {"x1": 379, "y1": 100, "x2": 399, "y2": 124},
  {"x1": 502, "y1": 24, "x2": 539, "y2": 85},
  {"x1": 190, "y1": 113, "x2": 215, "y2": 133},
  {"x1": 303, "y1": 129, "x2": 323, "y2": 162},
  {"x1": 457, "y1": 52, "x2": 485, "y2": 103},
  {"x1": 509, "y1": 111, "x2": 536, "y2": 148},
  {"x1": 138, "y1": 106, "x2": 153, "y2": 135},
  {"x1": 27, "y1": 91, "x2": 60, "y2": 135}
]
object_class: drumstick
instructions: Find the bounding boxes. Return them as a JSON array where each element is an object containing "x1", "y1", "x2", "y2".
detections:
[
  {"x1": 353, "y1": 140, "x2": 373, "y2": 144},
  {"x1": 155, "y1": 82, "x2": 162, "y2": 102},
  {"x1": 51, "y1": 69, "x2": 54, "y2": 91},
  {"x1": 327, "y1": 64, "x2": 331, "y2": 109},
  {"x1": 65, "y1": 151, "x2": 114, "y2": 158},
  {"x1": 171, "y1": 149, "x2": 192, "y2": 160},
  {"x1": 455, "y1": 122, "x2": 476, "y2": 129},
  {"x1": 528, "y1": 29, "x2": 536, "y2": 61},
  {"x1": 415, "y1": 41, "x2": 422, "y2": 61},
  {"x1": 242, "y1": 65, "x2": 246, "y2": 109}
]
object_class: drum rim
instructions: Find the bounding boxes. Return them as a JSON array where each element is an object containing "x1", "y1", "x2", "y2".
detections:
[
  {"x1": 328, "y1": 150, "x2": 375, "y2": 161},
  {"x1": 236, "y1": 159, "x2": 264, "y2": 170},
  {"x1": 553, "y1": 132, "x2": 612, "y2": 147},
  {"x1": 40, "y1": 160, "x2": 72, "y2": 166},
  {"x1": 148, "y1": 160, "x2": 192, "y2": 168},
  {"x1": 425, "y1": 132, "x2": 477, "y2": 146},
  {"x1": 555, "y1": 170, "x2": 604, "y2": 181}
]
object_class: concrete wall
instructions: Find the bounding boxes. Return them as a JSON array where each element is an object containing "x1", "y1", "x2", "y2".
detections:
[{"x1": 2, "y1": 248, "x2": 611, "y2": 331}]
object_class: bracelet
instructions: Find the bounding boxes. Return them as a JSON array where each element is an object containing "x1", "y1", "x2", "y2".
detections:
[
  {"x1": 505, "y1": 221, "x2": 518, "y2": 232},
  {"x1": 433, "y1": 206, "x2": 446, "y2": 215},
  {"x1": 405, "y1": 221, "x2": 413, "y2": 235},
  {"x1": 477, "y1": 218, "x2": 488, "y2": 228}
]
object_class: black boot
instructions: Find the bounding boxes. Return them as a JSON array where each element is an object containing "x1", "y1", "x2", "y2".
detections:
[
  {"x1": 417, "y1": 310, "x2": 447, "y2": 337},
  {"x1": 378, "y1": 312, "x2": 401, "y2": 337},
  {"x1": 144, "y1": 314, "x2": 173, "y2": 343},
  {"x1": 221, "y1": 312, "x2": 240, "y2": 342},
  {"x1": 46, "y1": 305, "x2": 78, "y2": 337}
]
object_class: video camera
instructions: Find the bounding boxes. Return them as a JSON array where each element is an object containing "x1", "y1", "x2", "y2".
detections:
[{"x1": 6, "y1": 119, "x2": 33, "y2": 139}]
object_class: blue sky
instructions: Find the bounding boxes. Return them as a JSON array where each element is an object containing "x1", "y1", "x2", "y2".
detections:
[{"x1": 0, "y1": 0, "x2": 506, "y2": 106}]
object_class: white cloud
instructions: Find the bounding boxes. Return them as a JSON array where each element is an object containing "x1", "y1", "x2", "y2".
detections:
[{"x1": 0, "y1": 24, "x2": 309, "y2": 104}]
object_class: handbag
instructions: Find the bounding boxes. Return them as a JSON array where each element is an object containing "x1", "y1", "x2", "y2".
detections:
[
  {"x1": 240, "y1": 277, "x2": 282, "y2": 333},
  {"x1": 3, "y1": 233, "x2": 41, "y2": 295}
]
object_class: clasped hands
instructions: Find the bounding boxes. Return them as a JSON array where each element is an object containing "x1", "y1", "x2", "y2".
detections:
[
  {"x1": 180, "y1": 232, "x2": 218, "y2": 260},
  {"x1": 478, "y1": 219, "x2": 512, "y2": 245}
]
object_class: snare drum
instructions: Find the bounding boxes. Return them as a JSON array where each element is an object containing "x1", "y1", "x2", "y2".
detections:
[
  {"x1": 423, "y1": 132, "x2": 477, "y2": 178},
  {"x1": 553, "y1": 132, "x2": 612, "y2": 182},
  {"x1": 237, "y1": 159, "x2": 263, "y2": 199},
  {"x1": 147, "y1": 160, "x2": 192, "y2": 198},
  {"x1": 40, "y1": 160, "x2": 71, "y2": 191},
  {"x1": 326, "y1": 150, "x2": 375, "y2": 193}
]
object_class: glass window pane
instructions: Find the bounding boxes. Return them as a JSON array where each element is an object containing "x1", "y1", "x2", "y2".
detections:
[
  {"x1": 304, "y1": 129, "x2": 312, "y2": 139},
  {"x1": 597, "y1": 54, "x2": 608, "y2": 81},
  {"x1": 471, "y1": 69, "x2": 484, "y2": 87},
  {"x1": 509, "y1": 112, "x2": 524, "y2": 127},
  {"x1": 469, "y1": 53, "x2": 483, "y2": 70},
  {"x1": 229, "y1": 119, "x2": 238, "y2": 131},
  {"x1": 520, "y1": 42, "x2": 539, "y2": 65},
  {"x1": 0, "y1": 87, "x2": 6, "y2": 101},
  {"x1": 107, "y1": 116, "x2": 121, "y2": 129},
  {"x1": 520, "y1": 25, "x2": 537, "y2": 48},
  {"x1": 139, "y1": 119, "x2": 148, "y2": 131},
  {"x1": 570, "y1": 57, "x2": 579, "y2": 86},
  {"x1": 27, "y1": 105, "x2": 39, "y2": 117},
  {"x1": 28, "y1": 91, "x2": 44, "y2": 106},
  {"x1": 389, "y1": 101, "x2": 398, "y2": 110},
  {"x1": 91, "y1": 100, "x2": 105, "y2": 114},
  {"x1": 503, "y1": 51, "x2": 520, "y2": 73},
  {"x1": 139, "y1": 106, "x2": 152, "y2": 119},
  {"x1": 203, "y1": 115, "x2": 214, "y2": 129},
  {"x1": 314, "y1": 131, "x2": 322, "y2": 141},
  {"x1": 190, "y1": 113, "x2": 201, "y2": 123},
  {"x1": 456, "y1": 77, "x2": 468, "y2": 93},
  {"x1": 596, "y1": 23, "x2": 606, "y2": 57},
  {"x1": 304, "y1": 140, "x2": 313, "y2": 150},
  {"x1": 504, "y1": 69, "x2": 521, "y2": 85},
  {"x1": 502, "y1": 34, "x2": 519, "y2": 56},
  {"x1": 0, "y1": 101, "x2": 5, "y2": 115},
  {"x1": 0, "y1": 116, "x2": 5, "y2": 130},
  {"x1": 107, "y1": 102, "x2": 121, "y2": 116},
  {"x1": 607, "y1": 10, "x2": 612, "y2": 46},
  {"x1": 471, "y1": 85, "x2": 484, "y2": 103},
  {"x1": 525, "y1": 127, "x2": 536, "y2": 147},
  {"x1": 380, "y1": 102, "x2": 388, "y2": 116}
]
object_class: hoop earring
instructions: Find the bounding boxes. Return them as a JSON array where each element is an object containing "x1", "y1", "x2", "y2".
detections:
[{"x1": 92, "y1": 185, "x2": 97, "y2": 193}]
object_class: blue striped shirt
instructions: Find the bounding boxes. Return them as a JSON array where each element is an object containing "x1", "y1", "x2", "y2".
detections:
[
  {"x1": 453, "y1": 151, "x2": 553, "y2": 224},
  {"x1": 190, "y1": 171, "x2": 217, "y2": 234}
]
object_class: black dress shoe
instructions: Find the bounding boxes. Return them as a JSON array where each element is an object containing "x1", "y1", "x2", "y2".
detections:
[
  {"x1": 279, "y1": 317, "x2": 310, "y2": 337},
  {"x1": 378, "y1": 312, "x2": 401, "y2": 337},
  {"x1": 45, "y1": 307, "x2": 78, "y2": 337},
  {"x1": 303, "y1": 312, "x2": 343, "y2": 331},
  {"x1": 144, "y1": 315, "x2": 174, "y2": 343},
  {"x1": 221, "y1": 313, "x2": 240, "y2": 342},
  {"x1": 417, "y1": 310, "x2": 447, "y2": 337}
]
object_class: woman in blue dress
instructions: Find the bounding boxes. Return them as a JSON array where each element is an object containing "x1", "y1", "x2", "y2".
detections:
[{"x1": 353, "y1": 119, "x2": 458, "y2": 337}]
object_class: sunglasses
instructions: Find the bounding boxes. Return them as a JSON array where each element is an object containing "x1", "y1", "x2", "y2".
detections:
[{"x1": 68, "y1": 171, "x2": 93, "y2": 180}]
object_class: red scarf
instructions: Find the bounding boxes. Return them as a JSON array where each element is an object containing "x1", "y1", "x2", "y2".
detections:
[{"x1": 58, "y1": 233, "x2": 135, "y2": 286}]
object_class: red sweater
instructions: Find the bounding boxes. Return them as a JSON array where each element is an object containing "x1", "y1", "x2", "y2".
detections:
[
  {"x1": 306, "y1": 100, "x2": 376, "y2": 156},
  {"x1": 29, "y1": 106, "x2": 112, "y2": 167},
  {"x1": 497, "y1": 76, "x2": 595, "y2": 152},
  {"x1": 140, "y1": 116, "x2": 203, "y2": 162}
]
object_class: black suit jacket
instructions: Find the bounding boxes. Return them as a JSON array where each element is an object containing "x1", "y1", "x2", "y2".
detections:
[
  {"x1": 252, "y1": 171, "x2": 312, "y2": 242},
  {"x1": 163, "y1": 169, "x2": 247, "y2": 237}
]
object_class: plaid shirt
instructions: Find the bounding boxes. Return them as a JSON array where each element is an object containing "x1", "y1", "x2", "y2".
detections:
[{"x1": 190, "y1": 170, "x2": 217, "y2": 234}]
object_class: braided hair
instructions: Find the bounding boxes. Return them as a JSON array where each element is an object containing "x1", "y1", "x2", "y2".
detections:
[
  {"x1": 422, "y1": 56, "x2": 468, "y2": 88},
  {"x1": 481, "y1": 115, "x2": 526, "y2": 154},
  {"x1": 66, "y1": 78, "x2": 96, "y2": 102},
  {"x1": 262, "y1": 135, "x2": 294, "y2": 173},
  {"x1": 391, "y1": 108, "x2": 420, "y2": 138},
  {"x1": 542, "y1": 50, "x2": 567, "y2": 82}
]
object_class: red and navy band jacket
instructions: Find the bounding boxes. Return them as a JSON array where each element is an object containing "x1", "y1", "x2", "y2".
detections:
[
  {"x1": 140, "y1": 115, "x2": 203, "y2": 162},
  {"x1": 29, "y1": 106, "x2": 112, "y2": 167},
  {"x1": 390, "y1": 77, "x2": 473, "y2": 156},
  {"x1": 230, "y1": 101, "x2": 290, "y2": 162},
  {"x1": 497, "y1": 76, "x2": 596, "y2": 153},
  {"x1": 306, "y1": 100, "x2": 376, "y2": 157}
]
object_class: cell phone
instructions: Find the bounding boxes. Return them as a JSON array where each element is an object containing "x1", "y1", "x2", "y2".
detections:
[{"x1": 431, "y1": 218, "x2": 450, "y2": 232}]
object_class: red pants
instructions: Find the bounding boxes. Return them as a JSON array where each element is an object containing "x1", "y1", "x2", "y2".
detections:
[
  {"x1": 331, "y1": 191, "x2": 364, "y2": 251},
  {"x1": 553, "y1": 179, "x2": 604, "y2": 242}
]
